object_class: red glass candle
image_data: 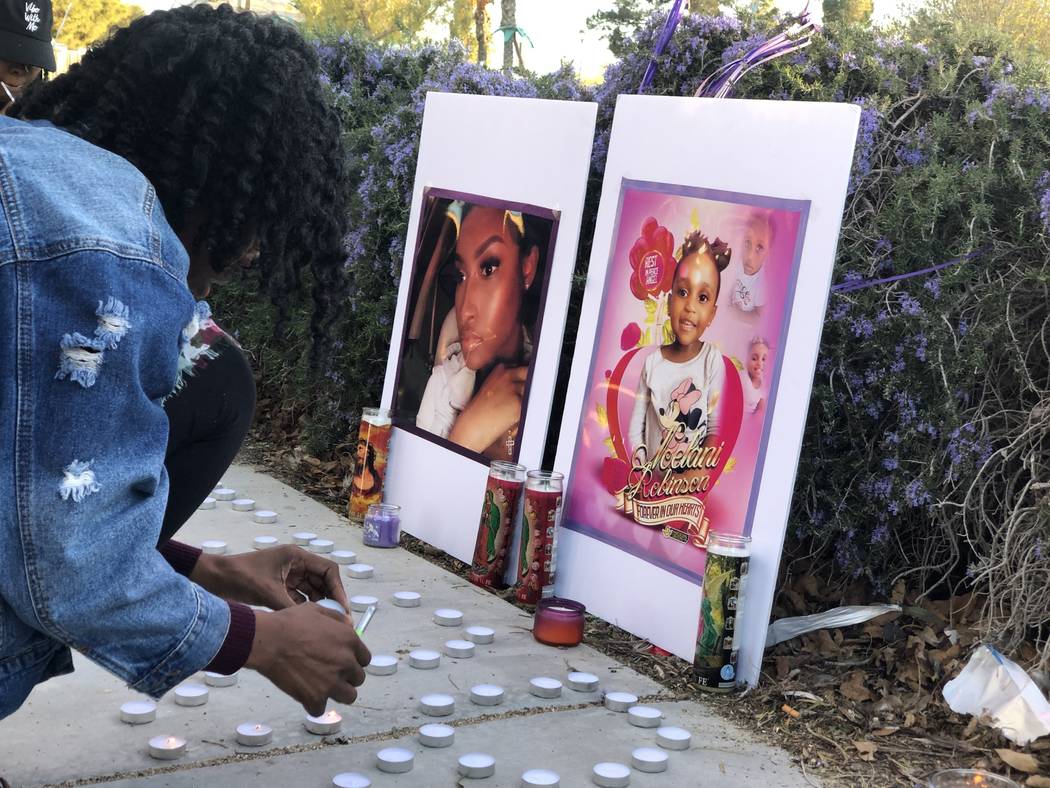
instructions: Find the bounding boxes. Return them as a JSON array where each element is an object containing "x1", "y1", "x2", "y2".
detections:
[
  {"x1": 532, "y1": 597, "x2": 585, "y2": 647},
  {"x1": 515, "y1": 470, "x2": 564, "y2": 604},
  {"x1": 468, "y1": 461, "x2": 526, "y2": 589}
]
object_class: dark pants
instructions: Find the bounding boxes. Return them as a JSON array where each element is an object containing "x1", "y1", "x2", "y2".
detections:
[{"x1": 160, "y1": 335, "x2": 256, "y2": 544}]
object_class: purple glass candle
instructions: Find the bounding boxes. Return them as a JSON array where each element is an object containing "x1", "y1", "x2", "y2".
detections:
[{"x1": 363, "y1": 503, "x2": 401, "y2": 548}]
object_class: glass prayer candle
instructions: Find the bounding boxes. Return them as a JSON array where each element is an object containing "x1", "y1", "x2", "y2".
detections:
[
  {"x1": 532, "y1": 597, "x2": 585, "y2": 647},
  {"x1": 694, "y1": 532, "x2": 751, "y2": 691},
  {"x1": 515, "y1": 470, "x2": 564, "y2": 605},
  {"x1": 348, "y1": 407, "x2": 391, "y2": 524},
  {"x1": 363, "y1": 503, "x2": 401, "y2": 548},
  {"x1": 468, "y1": 461, "x2": 526, "y2": 589},
  {"x1": 926, "y1": 770, "x2": 1019, "y2": 788}
]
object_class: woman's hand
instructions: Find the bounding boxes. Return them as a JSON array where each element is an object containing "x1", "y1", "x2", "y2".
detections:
[
  {"x1": 448, "y1": 364, "x2": 528, "y2": 452},
  {"x1": 191, "y1": 545, "x2": 349, "y2": 613}
]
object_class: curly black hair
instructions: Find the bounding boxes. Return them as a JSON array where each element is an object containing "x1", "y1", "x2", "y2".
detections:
[
  {"x1": 679, "y1": 229, "x2": 732, "y2": 297},
  {"x1": 13, "y1": 4, "x2": 349, "y2": 352}
]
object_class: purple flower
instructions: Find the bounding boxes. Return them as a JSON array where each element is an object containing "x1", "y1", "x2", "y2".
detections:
[
  {"x1": 882, "y1": 457, "x2": 899, "y2": 470},
  {"x1": 904, "y1": 478, "x2": 931, "y2": 507}
]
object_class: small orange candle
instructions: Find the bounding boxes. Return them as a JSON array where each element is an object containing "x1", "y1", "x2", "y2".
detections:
[{"x1": 532, "y1": 597, "x2": 585, "y2": 647}]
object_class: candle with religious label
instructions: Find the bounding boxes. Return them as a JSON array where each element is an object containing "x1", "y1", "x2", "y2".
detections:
[
  {"x1": 468, "y1": 461, "x2": 526, "y2": 589},
  {"x1": 515, "y1": 470, "x2": 564, "y2": 604},
  {"x1": 694, "y1": 532, "x2": 751, "y2": 692},
  {"x1": 348, "y1": 407, "x2": 391, "y2": 524},
  {"x1": 532, "y1": 597, "x2": 585, "y2": 647},
  {"x1": 362, "y1": 503, "x2": 401, "y2": 548}
]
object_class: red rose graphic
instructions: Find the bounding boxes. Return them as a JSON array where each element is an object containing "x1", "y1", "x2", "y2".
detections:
[{"x1": 628, "y1": 217, "x2": 675, "y2": 301}]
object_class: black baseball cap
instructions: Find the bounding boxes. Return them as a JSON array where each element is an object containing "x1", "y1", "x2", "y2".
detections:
[{"x1": 0, "y1": 0, "x2": 55, "y2": 72}]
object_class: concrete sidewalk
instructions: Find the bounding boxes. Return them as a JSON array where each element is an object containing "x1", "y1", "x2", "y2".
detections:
[{"x1": 1, "y1": 465, "x2": 811, "y2": 787}]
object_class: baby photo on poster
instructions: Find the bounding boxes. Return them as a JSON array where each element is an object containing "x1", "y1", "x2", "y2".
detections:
[
  {"x1": 392, "y1": 187, "x2": 559, "y2": 464},
  {"x1": 562, "y1": 179, "x2": 811, "y2": 583}
]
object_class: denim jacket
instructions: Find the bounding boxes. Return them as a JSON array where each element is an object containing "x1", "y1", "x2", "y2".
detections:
[{"x1": 0, "y1": 116, "x2": 231, "y2": 718}]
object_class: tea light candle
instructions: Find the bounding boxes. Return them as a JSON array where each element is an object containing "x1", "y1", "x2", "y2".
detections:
[
  {"x1": 252, "y1": 510, "x2": 278, "y2": 524},
  {"x1": 591, "y1": 762, "x2": 631, "y2": 787},
  {"x1": 253, "y1": 535, "x2": 278, "y2": 550},
  {"x1": 418, "y1": 723, "x2": 455, "y2": 748},
  {"x1": 627, "y1": 705, "x2": 662, "y2": 728},
  {"x1": 433, "y1": 608, "x2": 463, "y2": 627},
  {"x1": 443, "y1": 639, "x2": 475, "y2": 659},
  {"x1": 204, "y1": 671, "x2": 238, "y2": 687},
  {"x1": 120, "y1": 700, "x2": 156, "y2": 724},
  {"x1": 212, "y1": 488, "x2": 236, "y2": 500},
  {"x1": 347, "y1": 563, "x2": 374, "y2": 579},
  {"x1": 304, "y1": 709, "x2": 343, "y2": 735},
  {"x1": 470, "y1": 683, "x2": 505, "y2": 706},
  {"x1": 350, "y1": 595, "x2": 379, "y2": 612},
  {"x1": 201, "y1": 539, "x2": 227, "y2": 555},
  {"x1": 529, "y1": 677, "x2": 563, "y2": 699},
  {"x1": 419, "y1": 693, "x2": 455, "y2": 716},
  {"x1": 293, "y1": 532, "x2": 318, "y2": 545},
  {"x1": 317, "y1": 598, "x2": 347, "y2": 615},
  {"x1": 656, "y1": 725, "x2": 692, "y2": 750},
  {"x1": 631, "y1": 746, "x2": 668, "y2": 773},
  {"x1": 533, "y1": 597, "x2": 585, "y2": 647},
  {"x1": 566, "y1": 672, "x2": 600, "y2": 692},
  {"x1": 458, "y1": 753, "x2": 496, "y2": 779},
  {"x1": 464, "y1": 625, "x2": 495, "y2": 644},
  {"x1": 522, "y1": 769, "x2": 561, "y2": 787},
  {"x1": 332, "y1": 773, "x2": 371, "y2": 788},
  {"x1": 393, "y1": 590, "x2": 421, "y2": 607},
  {"x1": 198, "y1": 497, "x2": 216, "y2": 510},
  {"x1": 331, "y1": 550, "x2": 357, "y2": 564},
  {"x1": 308, "y1": 538, "x2": 334, "y2": 554},
  {"x1": 409, "y1": 649, "x2": 441, "y2": 669},
  {"x1": 236, "y1": 722, "x2": 273, "y2": 746},
  {"x1": 366, "y1": 654, "x2": 398, "y2": 676},
  {"x1": 232, "y1": 498, "x2": 255, "y2": 511},
  {"x1": 148, "y1": 735, "x2": 186, "y2": 760},
  {"x1": 214, "y1": 480, "x2": 225, "y2": 489},
  {"x1": 173, "y1": 683, "x2": 209, "y2": 706},
  {"x1": 603, "y1": 691, "x2": 637, "y2": 712},
  {"x1": 375, "y1": 747, "x2": 414, "y2": 774}
]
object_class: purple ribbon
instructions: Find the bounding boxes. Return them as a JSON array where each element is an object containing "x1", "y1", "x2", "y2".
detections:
[
  {"x1": 638, "y1": 0, "x2": 685, "y2": 93},
  {"x1": 830, "y1": 248, "x2": 985, "y2": 294}
]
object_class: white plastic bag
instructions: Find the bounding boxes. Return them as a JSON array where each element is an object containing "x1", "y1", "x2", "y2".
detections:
[{"x1": 765, "y1": 604, "x2": 901, "y2": 648}]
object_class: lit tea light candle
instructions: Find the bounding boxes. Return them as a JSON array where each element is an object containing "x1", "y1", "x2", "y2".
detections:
[
  {"x1": 198, "y1": 497, "x2": 216, "y2": 510},
  {"x1": 204, "y1": 671, "x2": 238, "y2": 687},
  {"x1": 293, "y1": 532, "x2": 318, "y2": 545},
  {"x1": 119, "y1": 700, "x2": 156, "y2": 725},
  {"x1": 232, "y1": 498, "x2": 255, "y2": 511},
  {"x1": 173, "y1": 683, "x2": 209, "y2": 707},
  {"x1": 350, "y1": 595, "x2": 379, "y2": 612},
  {"x1": 252, "y1": 510, "x2": 278, "y2": 524},
  {"x1": 200, "y1": 539, "x2": 227, "y2": 555},
  {"x1": 458, "y1": 753, "x2": 496, "y2": 779},
  {"x1": 408, "y1": 649, "x2": 441, "y2": 669},
  {"x1": 375, "y1": 747, "x2": 414, "y2": 774},
  {"x1": 464, "y1": 625, "x2": 495, "y2": 644},
  {"x1": 148, "y1": 735, "x2": 186, "y2": 760},
  {"x1": 627, "y1": 705, "x2": 662, "y2": 728},
  {"x1": 332, "y1": 773, "x2": 371, "y2": 788},
  {"x1": 235, "y1": 722, "x2": 273, "y2": 747},
  {"x1": 443, "y1": 639, "x2": 475, "y2": 659},
  {"x1": 418, "y1": 723, "x2": 455, "y2": 748},
  {"x1": 331, "y1": 550, "x2": 357, "y2": 565},
  {"x1": 591, "y1": 762, "x2": 630, "y2": 787},
  {"x1": 521, "y1": 768, "x2": 561, "y2": 787},
  {"x1": 529, "y1": 677, "x2": 563, "y2": 699},
  {"x1": 214, "y1": 480, "x2": 225, "y2": 489},
  {"x1": 602, "y1": 691, "x2": 637, "y2": 712},
  {"x1": 392, "y1": 590, "x2": 421, "y2": 607},
  {"x1": 631, "y1": 746, "x2": 668, "y2": 773},
  {"x1": 566, "y1": 672, "x2": 600, "y2": 692},
  {"x1": 433, "y1": 608, "x2": 463, "y2": 627},
  {"x1": 366, "y1": 654, "x2": 398, "y2": 676},
  {"x1": 212, "y1": 488, "x2": 236, "y2": 501},
  {"x1": 317, "y1": 598, "x2": 347, "y2": 615},
  {"x1": 469, "y1": 683, "x2": 505, "y2": 706},
  {"x1": 346, "y1": 562, "x2": 374, "y2": 579},
  {"x1": 656, "y1": 725, "x2": 692, "y2": 750},
  {"x1": 419, "y1": 693, "x2": 455, "y2": 717},
  {"x1": 304, "y1": 709, "x2": 342, "y2": 735},
  {"x1": 253, "y1": 535, "x2": 278, "y2": 550},
  {"x1": 308, "y1": 538, "x2": 334, "y2": 554}
]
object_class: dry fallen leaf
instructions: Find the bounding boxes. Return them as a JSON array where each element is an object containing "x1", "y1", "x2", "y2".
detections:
[
  {"x1": 776, "y1": 655, "x2": 790, "y2": 680},
  {"x1": 996, "y1": 749, "x2": 1040, "y2": 773},
  {"x1": 873, "y1": 727, "x2": 899, "y2": 736},
  {"x1": 1026, "y1": 775, "x2": 1050, "y2": 787},
  {"x1": 891, "y1": 580, "x2": 906, "y2": 604},
  {"x1": 840, "y1": 671, "x2": 873, "y2": 703},
  {"x1": 853, "y1": 740, "x2": 878, "y2": 762}
]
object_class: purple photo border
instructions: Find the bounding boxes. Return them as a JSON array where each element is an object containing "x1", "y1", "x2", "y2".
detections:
[
  {"x1": 390, "y1": 186, "x2": 562, "y2": 467},
  {"x1": 562, "y1": 178, "x2": 812, "y2": 584}
]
